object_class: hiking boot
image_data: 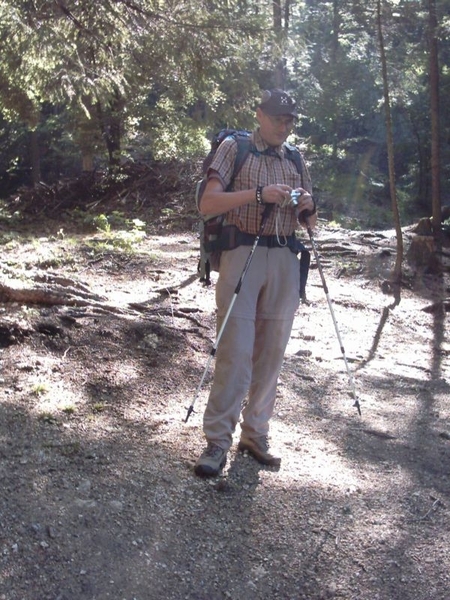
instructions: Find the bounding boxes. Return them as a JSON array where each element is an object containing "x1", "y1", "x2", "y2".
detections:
[
  {"x1": 238, "y1": 435, "x2": 281, "y2": 467},
  {"x1": 194, "y1": 442, "x2": 227, "y2": 477}
]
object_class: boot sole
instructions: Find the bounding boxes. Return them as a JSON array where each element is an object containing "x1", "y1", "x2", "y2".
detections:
[{"x1": 194, "y1": 457, "x2": 227, "y2": 478}]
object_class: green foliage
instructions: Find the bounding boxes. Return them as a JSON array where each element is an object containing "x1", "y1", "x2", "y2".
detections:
[
  {"x1": 93, "y1": 214, "x2": 111, "y2": 234},
  {"x1": 442, "y1": 217, "x2": 450, "y2": 234},
  {"x1": 32, "y1": 382, "x2": 50, "y2": 397},
  {"x1": 39, "y1": 412, "x2": 58, "y2": 425},
  {"x1": 149, "y1": 116, "x2": 210, "y2": 162},
  {"x1": 0, "y1": 200, "x2": 21, "y2": 226},
  {"x1": 89, "y1": 212, "x2": 147, "y2": 253},
  {"x1": 94, "y1": 212, "x2": 145, "y2": 233},
  {"x1": 0, "y1": 0, "x2": 449, "y2": 228},
  {"x1": 0, "y1": 0, "x2": 271, "y2": 174}
]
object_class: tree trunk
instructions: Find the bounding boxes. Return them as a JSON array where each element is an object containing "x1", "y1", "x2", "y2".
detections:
[
  {"x1": 376, "y1": 0, "x2": 403, "y2": 283},
  {"x1": 30, "y1": 129, "x2": 41, "y2": 185},
  {"x1": 331, "y1": 0, "x2": 340, "y2": 162},
  {"x1": 82, "y1": 152, "x2": 94, "y2": 172},
  {"x1": 428, "y1": 0, "x2": 442, "y2": 245},
  {"x1": 272, "y1": 0, "x2": 285, "y2": 88},
  {"x1": 77, "y1": 107, "x2": 99, "y2": 173},
  {"x1": 96, "y1": 90, "x2": 125, "y2": 171}
]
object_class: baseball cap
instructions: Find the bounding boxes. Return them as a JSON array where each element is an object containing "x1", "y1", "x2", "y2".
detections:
[{"x1": 258, "y1": 89, "x2": 298, "y2": 118}]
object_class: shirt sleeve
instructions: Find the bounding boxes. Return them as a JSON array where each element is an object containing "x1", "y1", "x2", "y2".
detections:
[{"x1": 206, "y1": 138, "x2": 238, "y2": 191}]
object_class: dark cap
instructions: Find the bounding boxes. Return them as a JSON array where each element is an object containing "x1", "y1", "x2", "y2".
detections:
[{"x1": 258, "y1": 89, "x2": 298, "y2": 118}]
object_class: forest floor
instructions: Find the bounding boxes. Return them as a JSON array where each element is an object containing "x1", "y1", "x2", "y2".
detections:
[{"x1": 0, "y1": 185, "x2": 449, "y2": 600}]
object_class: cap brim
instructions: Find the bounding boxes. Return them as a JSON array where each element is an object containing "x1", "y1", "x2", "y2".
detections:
[{"x1": 260, "y1": 105, "x2": 298, "y2": 118}]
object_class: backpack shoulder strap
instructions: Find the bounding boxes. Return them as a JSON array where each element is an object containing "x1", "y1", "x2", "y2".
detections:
[
  {"x1": 283, "y1": 142, "x2": 305, "y2": 188},
  {"x1": 226, "y1": 133, "x2": 253, "y2": 191}
]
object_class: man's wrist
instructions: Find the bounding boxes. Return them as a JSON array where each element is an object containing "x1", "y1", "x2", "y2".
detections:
[{"x1": 256, "y1": 186, "x2": 265, "y2": 205}]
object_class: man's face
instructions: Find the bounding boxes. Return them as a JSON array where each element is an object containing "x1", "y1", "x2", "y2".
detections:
[{"x1": 257, "y1": 108, "x2": 295, "y2": 147}]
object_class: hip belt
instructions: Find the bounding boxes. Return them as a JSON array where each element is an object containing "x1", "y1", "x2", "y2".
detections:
[
  {"x1": 220, "y1": 225, "x2": 301, "y2": 252},
  {"x1": 236, "y1": 231, "x2": 296, "y2": 248}
]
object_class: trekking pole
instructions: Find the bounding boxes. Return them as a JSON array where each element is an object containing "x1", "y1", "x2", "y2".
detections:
[
  {"x1": 305, "y1": 221, "x2": 362, "y2": 416},
  {"x1": 184, "y1": 203, "x2": 274, "y2": 423}
]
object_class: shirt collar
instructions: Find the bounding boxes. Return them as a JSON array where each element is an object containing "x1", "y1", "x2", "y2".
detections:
[{"x1": 252, "y1": 128, "x2": 284, "y2": 158}]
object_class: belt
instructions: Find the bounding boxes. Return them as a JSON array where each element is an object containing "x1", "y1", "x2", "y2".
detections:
[
  {"x1": 219, "y1": 225, "x2": 304, "y2": 254},
  {"x1": 235, "y1": 230, "x2": 296, "y2": 248}
]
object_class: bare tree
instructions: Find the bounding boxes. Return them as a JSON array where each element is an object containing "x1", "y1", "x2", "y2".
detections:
[
  {"x1": 272, "y1": 0, "x2": 285, "y2": 87},
  {"x1": 376, "y1": 0, "x2": 403, "y2": 284},
  {"x1": 428, "y1": 0, "x2": 442, "y2": 245}
]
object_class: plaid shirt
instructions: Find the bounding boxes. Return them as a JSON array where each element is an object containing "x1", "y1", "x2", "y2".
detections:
[{"x1": 207, "y1": 128, "x2": 312, "y2": 236}]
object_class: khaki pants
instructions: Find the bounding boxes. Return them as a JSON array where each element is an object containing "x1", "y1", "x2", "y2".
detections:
[{"x1": 203, "y1": 244, "x2": 300, "y2": 449}]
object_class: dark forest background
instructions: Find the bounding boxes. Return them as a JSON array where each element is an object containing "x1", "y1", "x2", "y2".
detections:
[{"x1": 1, "y1": 0, "x2": 449, "y2": 230}]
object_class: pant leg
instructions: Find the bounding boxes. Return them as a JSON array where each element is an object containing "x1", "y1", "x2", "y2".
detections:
[
  {"x1": 202, "y1": 246, "x2": 264, "y2": 449},
  {"x1": 240, "y1": 316, "x2": 295, "y2": 438},
  {"x1": 202, "y1": 245, "x2": 300, "y2": 446},
  {"x1": 202, "y1": 315, "x2": 255, "y2": 449},
  {"x1": 241, "y1": 247, "x2": 300, "y2": 438}
]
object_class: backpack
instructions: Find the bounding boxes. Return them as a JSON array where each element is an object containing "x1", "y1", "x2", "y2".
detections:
[
  {"x1": 196, "y1": 129, "x2": 310, "y2": 290},
  {"x1": 196, "y1": 129, "x2": 253, "y2": 285}
]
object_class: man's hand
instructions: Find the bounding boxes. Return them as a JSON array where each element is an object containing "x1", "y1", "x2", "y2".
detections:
[
  {"x1": 293, "y1": 188, "x2": 317, "y2": 227},
  {"x1": 258, "y1": 184, "x2": 292, "y2": 205}
]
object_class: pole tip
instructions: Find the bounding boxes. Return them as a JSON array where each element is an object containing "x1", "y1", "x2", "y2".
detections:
[
  {"x1": 184, "y1": 405, "x2": 194, "y2": 423},
  {"x1": 354, "y1": 399, "x2": 362, "y2": 416}
]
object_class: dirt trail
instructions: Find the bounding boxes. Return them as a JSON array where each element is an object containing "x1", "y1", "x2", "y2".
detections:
[{"x1": 1, "y1": 218, "x2": 449, "y2": 600}]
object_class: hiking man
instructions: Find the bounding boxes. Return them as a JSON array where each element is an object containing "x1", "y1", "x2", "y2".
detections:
[{"x1": 195, "y1": 89, "x2": 317, "y2": 477}]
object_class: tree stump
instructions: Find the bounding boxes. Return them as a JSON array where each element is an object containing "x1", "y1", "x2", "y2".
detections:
[
  {"x1": 412, "y1": 217, "x2": 433, "y2": 236},
  {"x1": 406, "y1": 235, "x2": 441, "y2": 272},
  {"x1": 407, "y1": 235, "x2": 435, "y2": 266}
]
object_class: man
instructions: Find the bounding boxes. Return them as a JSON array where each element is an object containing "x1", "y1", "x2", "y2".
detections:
[{"x1": 195, "y1": 89, "x2": 317, "y2": 477}]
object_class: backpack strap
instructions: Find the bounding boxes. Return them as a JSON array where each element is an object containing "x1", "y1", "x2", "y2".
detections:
[
  {"x1": 224, "y1": 135, "x2": 304, "y2": 191},
  {"x1": 283, "y1": 142, "x2": 305, "y2": 187},
  {"x1": 225, "y1": 133, "x2": 253, "y2": 191}
]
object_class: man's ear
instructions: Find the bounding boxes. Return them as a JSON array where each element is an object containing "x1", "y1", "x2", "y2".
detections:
[{"x1": 255, "y1": 107, "x2": 264, "y2": 124}]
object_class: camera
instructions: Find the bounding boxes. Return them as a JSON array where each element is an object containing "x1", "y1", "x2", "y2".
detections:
[{"x1": 290, "y1": 190, "x2": 301, "y2": 206}]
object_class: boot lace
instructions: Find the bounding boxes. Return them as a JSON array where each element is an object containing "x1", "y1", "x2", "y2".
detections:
[{"x1": 205, "y1": 443, "x2": 224, "y2": 458}]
